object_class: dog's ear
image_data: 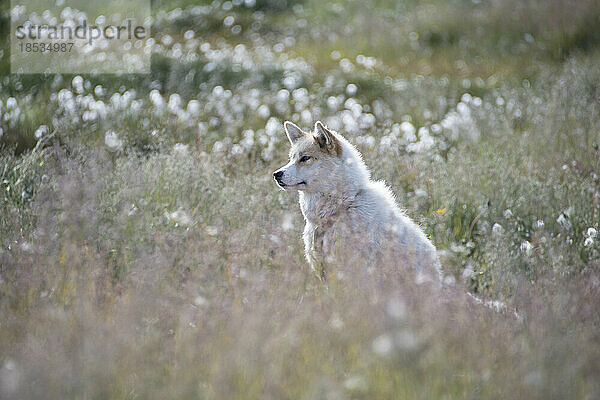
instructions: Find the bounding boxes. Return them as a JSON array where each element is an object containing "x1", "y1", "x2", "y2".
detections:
[
  {"x1": 284, "y1": 121, "x2": 306, "y2": 144},
  {"x1": 314, "y1": 121, "x2": 342, "y2": 156}
]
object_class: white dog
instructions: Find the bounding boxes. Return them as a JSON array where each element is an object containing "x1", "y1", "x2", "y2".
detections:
[{"x1": 274, "y1": 121, "x2": 442, "y2": 283}]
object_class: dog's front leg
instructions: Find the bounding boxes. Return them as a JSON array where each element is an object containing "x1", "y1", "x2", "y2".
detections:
[{"x1": 303, "y1": 222, "x2": 326, "y2": 282}]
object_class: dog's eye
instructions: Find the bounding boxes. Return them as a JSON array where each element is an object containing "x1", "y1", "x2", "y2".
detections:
[{"x1": 299, "y1": 156, "x2": 312, "y2": 163}]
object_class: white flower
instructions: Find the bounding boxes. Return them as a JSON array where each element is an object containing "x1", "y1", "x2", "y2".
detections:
[
  {"x1": 462, "y1": 265, "x2": 474, "y2": 280},
  {"x1": 535, "y1": 220, "x2": 545, "y2": 229},
  {"x1": 400, "y1": 121, "x2": 416, "y2": 142},
  {"x1": 492, "y1": 223, "x2": 503, "y2": 234},
  {"x1": 184, "y1": 30, "x2": 195, "y2": 40},
  {"x1": 223, "y1": 15, "x2": 235, "y2": 27},
  {"x1": 386, "y1": 298, "x2": 407, "y2": 321},
  {"x1": 557, "y1": 213, "x2": 571, "y2": 229},
  {"x1": 414, "y1": 188, "x2": 428, "y2": 198},
  {"x1": 257, "y1": 104, "x2": 270, "y2": 119},
  {"x1": 584, "y1": 237, "x2": 594, "y2": 247},
  {"x1": 6, "y1": 97, "x2": 17, "y2": 109},
  {"x1": 166, "y1": 208, "x2": 191, "y2": 226},
  {"x1": 520, "y1": 241, "x2": 533, "y2": 257},
  {"x1": 194, "y1": 295, "x2": 208, "y2": 306},
  {"x1": 172, "y1": 143, "x2": 189, "y2": 155},
  {"x1": 394, "y1": 329, "x2": 420, "y2": 351},
  {"x1": 372, "y1": 334, "x2": 393, "y2": 357},
  {"x1": 329, "y1": 313, "x2": 344, "y2": 330},
  {"x1": 104, "y1": 130, "x2": 123, "y2": 152},
  {"x1": 346, "y1": 83, "x2": 358, "y2": 96},
  {"x1": 94, "y1": 85, "x2": 105, "y2": 97},
  {"x1": 72, "y1": 75, "x2": 84, "y2": 94},
  {"x1": 34, "y1": 125, "x2": 48, "y2": 139},
  {"x1": 586, "y1": 227, "x2": 597, "y2": 238},
  {"x1": 281, "y1": 213, "x2": 294, "y2": 231},
  {"x1": 406, "y1": 127, "x2": 434, "y2": 153},
  {"x1": 149, "y1": 89, "x2": 164, "y2": 108},
  {"x1": 167, "y1": 93, "x2": 182, "y2": 113},
  {"x1": 1, "y1": 358, "x2": 20, "y2": 394},
  {"x1": 187, "y1": 100, "x2": 201, "y2": 115},
  {"x1": 343, "y1": 375, "x2": 367, "y2": 391}
]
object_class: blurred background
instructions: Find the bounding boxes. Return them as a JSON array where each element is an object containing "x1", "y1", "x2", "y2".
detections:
[{"x1": 1, "y1": 0, "x2": 600, "y2": 398}]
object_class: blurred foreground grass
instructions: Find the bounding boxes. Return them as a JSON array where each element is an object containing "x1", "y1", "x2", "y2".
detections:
[{"x1": 1, "y1": 0, "x2": 600, "y2": 398}]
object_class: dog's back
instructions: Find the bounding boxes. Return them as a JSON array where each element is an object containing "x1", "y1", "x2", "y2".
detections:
[{"x1": 307, "y1": 177, "x2": 441, "y2": 282}]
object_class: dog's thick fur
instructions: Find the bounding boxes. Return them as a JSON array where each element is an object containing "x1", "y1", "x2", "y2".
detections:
[{"x1": 274, "y1": 121, "x2": 442, "y2": 282}]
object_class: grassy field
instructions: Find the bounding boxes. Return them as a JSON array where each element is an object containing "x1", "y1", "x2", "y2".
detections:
[{"x1": 1, "y1": 0, "x2": 600, "y2": 398}]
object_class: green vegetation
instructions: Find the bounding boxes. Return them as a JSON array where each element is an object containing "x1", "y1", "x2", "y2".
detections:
[{"x1": 1, "y1": 0, "x2": 599, "y2": 398}]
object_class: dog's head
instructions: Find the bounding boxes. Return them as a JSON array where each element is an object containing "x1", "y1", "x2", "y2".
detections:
[{"x1": 273, "y1": 121, "x2": 344, "y2": 192}]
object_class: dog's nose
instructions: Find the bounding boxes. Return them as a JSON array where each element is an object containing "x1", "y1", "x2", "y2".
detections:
[{"x1": 273, "y1": 171, "x2": 284, "y2": 180}]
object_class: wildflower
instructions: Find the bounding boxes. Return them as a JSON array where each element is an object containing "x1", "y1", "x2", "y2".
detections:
[
  {"x1": 339, "y1": 58, "x2": 355, "y2": 73},
  {"x1": 206, "y1": 226, "x2": 219, "y2": 236},
  {"x1": 462, "y1": 265, "x2": 474, "y2": 280},
  {"x1": 343, "y1": 375, "x2": 367, "y2": 392},
  {"x1": 160, "y1": 34, "x2": 173, "y2": 46},
  {"x1": 72, "y1": 75, "x2": 84, "y2": 94},
  {"x1": 346, "y1": 83, "x2": 357, "y2": 96},
  {"x1": 436, "y1": 208, "x2": 446, "y2": 215},
  {"x1": 194, "y1": 295, "x2": 208, "y2": 306},
  {"x1": 535, "y1": 220, "x2": 545, "y2": 229},
  {"x1": 520, "y1": 241, "x2": 533, "y2": 257},
  {"x1": 394, "y1": 329, "x2": 420, "y2": 351},
  {"x1": 165, "y1": 208, "x2": 191, "y2": 226},
  {"x1": 167, "y1": 93, "x2": 182, "y2": 113},
  {"x1": 1, "y1": 358, "x2": 19, "y2": 394},
  {"x1": 281, "y1": 213, "x2": 294, "y2": 231},
  {"x1": 223, "y1": 15, "x2": 235, "y2": 27},
  {"x1": 407, "y1": 127, "x2": 434, "y2": 153},
  {"x1": 556, "y1": 212, "x2": 571, "y2": 229},
  {"x1": 329, "y1": 313, "x2": 344, "y2": 330},
  {"x1": 584, "y1": 237, "x2": 594, "y2": 247},
  {"x1": 372, "y1": 334, "x2": 393, "y2": 357},
  {"x1": 504, "y1": 209, "x2": 513, "y2": 218},
  {"x1": 187, "y1": 100, "x2": 201, "y2": 115},
  {"x1": 586, "y1": 227, "x2": 597, "y2": 238},
  {"x1": 386, "y1": 298, "x2": 407, "y2": 321},
  {"x1": 400, "y1": 121, "x2": 416, "y2": 142},
  {"x1": 327, "y1": 96, "x2": 339, "y2": 110},
  {"x1": 172, "y1": 143, "x2": 189, "y2": 155},
  {"x1": 104, "y1": 130, "x2": 123, "y2": 152},
  {"x1": 492, "y1": 223, "x2": 503, "y2": 234},
  {"x1": 6, "y1": 97, "x2": 17, "y2": 109},
  {"x1": 277, "y1": 89, "x2": 290, "y2": 102},
  {"x1": 149, "y1": 89, "x2": 164, "y2": 108},
  {"x1": 414, "y1": 189, "x2": 428, "y2": 198},
  {"x1": 231, "y1": 144, "x2": 243, "y2": 156},
  {"x1": 257, "y1": 104, "x2": 270, "y2": 119},
  {"x1": 128, "y1": 204, "x2": 138, "y2": 216},
  {"x1": 183, "y1": 30, "x2": 194, "y2": 40},
  {"x1": 34, "y1": 125, "x2": 48, "y2": 139},
  {"x1": 94, "y1": 85, "x2": 104, "y2": 97}
]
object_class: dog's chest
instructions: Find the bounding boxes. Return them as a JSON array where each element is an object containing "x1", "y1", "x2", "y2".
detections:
[
  {"x1": 300, "y1": 192, "x2": 360, "y2": 257},
  {"x1": 299, "y1": 192, "x2": 356, "y2": 226}
]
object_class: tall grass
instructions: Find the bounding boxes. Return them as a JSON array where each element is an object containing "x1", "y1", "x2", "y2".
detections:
[{"x1": 1, "y1": 0, "x2": 600, "y2": 398}]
